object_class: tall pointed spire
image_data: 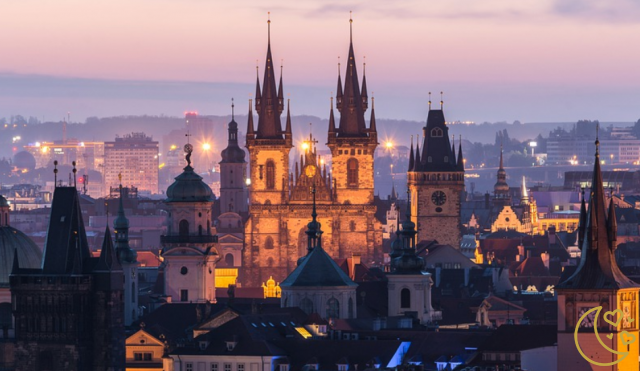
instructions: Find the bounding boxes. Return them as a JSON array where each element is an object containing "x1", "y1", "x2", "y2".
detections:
[
  {"x1": 577, "y1": 188, "x2": 587, "y2": 250},
  {"x1": 328, "y1": 97, "x2": 336, "y2": 137},
  {"x1": 457, "y1": 135, "x2": 464, "y2": 171},
  {"x1": 11, "y1": 248, "x2": 20, "y2": 275},
  {"x1": 246, "y1": 99, "x2": 255, "y2": 140},
  {"x1": 278, "y1": 62, "x2": 285, "y2": 113},
  {"x1": 451, "y1": 135, "x2": 457, "y2": 166},
  {"x1": 361, "y1": 58, "x2": 368, "y2": 110},
  {"x1": 114, "y1": 177, "x2": 137, "y2": 264},
  {"x1": 255, "y1": 13, "x2": 285, "y2": 140},
  {"x1": 408, "y1": 135, "x2": 415, "y2": 172},
  {"x1": 557, "y1": 135, "x2": 638, "y2": 289},
  {"x1": 607, "y1": 197, "x2": 617, "y2": 248},
  {"x1": 413, "y1": 139, "x2": 421, "y2": 171},
  {"x1": 369, "y1": 97, "x2": 377, "y2": 142},
  {"x1": 336, "y1": 14, "x2": 368, "y2": 137},
  {"x1": 284, "y1": 98, "x2": 292, "y2": 142},
  {"x1": 521, "y1": 176, "x2": 529, "y2": 205},
  {"x1": 499, "y1": 142, "x2": 504, "y2": 170},
  {"x1": 255, "y1": 65, "x2": 261, "y2": 112},
  {"x1": 95, "y1": 225, "x2": 121, "y2": 271}
]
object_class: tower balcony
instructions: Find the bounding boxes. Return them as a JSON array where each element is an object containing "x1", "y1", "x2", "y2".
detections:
[{"x1": 160, "y1": 235, "x2": 218, "y2": 244}]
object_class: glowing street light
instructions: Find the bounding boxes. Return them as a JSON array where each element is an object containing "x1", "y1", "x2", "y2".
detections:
[
  {"x1": 385, "y1": 141, "x2": 393, "y2": 149},
  {"x1": 301, "y1": 142, "x2": 310, "y2": 151},
  {"x1": 202, "y1": 143, "x2": 211, "y2": 151},
  {"x1": 529, "y1": 141, "x2": 537, "y2": 158}
]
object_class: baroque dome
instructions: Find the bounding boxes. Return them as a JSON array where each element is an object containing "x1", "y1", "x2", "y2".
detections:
[
  {"x1": 0, "y1": 226, "x2": 42, "y2": 287},
  {"x1": 165, "y1": 165, "x2": 214, "y2": 203}
]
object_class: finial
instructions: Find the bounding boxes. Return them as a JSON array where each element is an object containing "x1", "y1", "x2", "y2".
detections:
[
  {"x1": 53, "y1": 160, "x2": 58, "y2": 187},
  {"x1": 363, "y1": 56, "x2": 366, "y2": 74},
  {"x1": 231, "y1": 98, "x2": 235, "y2": 120},
  {"x1": 72, "y1": 161, "x2": 77, "y2": 188},
  {"x1": 440, "y1": 91, "x2": 444, "y2": 110},
  {"x1": 249, "y1": 98, "x2": 252, "y2": 111},
  {"x1": 371, "y1": 96, "x2": 375, "y2": 109},
  {"x1": 330, "y1": 96, "x2": 333, "y2": 108},
  {"x1": 428, "y1": 92, "x2": 431, "y2": 110},
  {"x1": 595, "y1": 122, "x2": 600, "y2": 156},
  {"x1": 267, "y1": 12, "x2": 271, "y2": 44},
  {"x1": 349, "y1": 11, "x2": 353, "y2": 42},
  {"x1": 256, "y1": 61, "x2": 259, "y2": 77}
]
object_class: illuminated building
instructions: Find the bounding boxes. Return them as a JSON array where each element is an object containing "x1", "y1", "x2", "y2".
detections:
[
  {"x1": 104, "y1": 132, "x2": 159, "y2": 195},
  {"x1": 24, "y1": 140, "x2": 104, "y2": 171}
]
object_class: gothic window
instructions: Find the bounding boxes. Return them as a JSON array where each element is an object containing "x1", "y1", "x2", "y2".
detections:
[
  {"x1": 431, "y1": 128, "x2": 443, "y2": 137},
  {"x1": 347, "y1": 158, "x2": 358, "y2": 187},
  {"x1": 300, "y1": 297, "x2": 314, "y2": 314},
  {"x1": 266, "y1": 160, "x2": 275, "y2": 189},
  {"x1": 179, "y1": 219, "x2": 189, "y2": 236},
  {"x1": 401, "y1": 288, "x2": 411, "y2": 308},
  {"x1": 265, "y1": 236, "x2": 274, "y2": 250},
  {"x1": 225, "y1": 254, "x2": 234, "y2": 267},
  {"x1": 326, "y1": 297, "x2": 340, "y2": 318},
  {"x1": 348, "y1": 297, "x2": 354, "y2": 319}
]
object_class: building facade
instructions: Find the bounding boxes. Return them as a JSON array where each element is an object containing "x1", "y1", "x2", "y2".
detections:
[
  {"x1": 242, "y1": 20, "x2": 383, "y2": 287},
  {"x1": 408, "y1": 107, "x2": 465, "y2": 248},
  {"x1": 105, "y1": 133, "x2": 159, "y2": 195}
]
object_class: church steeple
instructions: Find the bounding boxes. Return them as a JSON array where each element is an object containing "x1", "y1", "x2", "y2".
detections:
[
  {"x1": 255, "y1": 15, "x2": 285, "y2": 140},
  {"x1": 246, "y1": 99, "x2": 255, "y2": 141},
  {"x1": 369, "y1": 97, "x2": 377, "y2": 142},
  {"x1": 408, "y1": 136, "x2": 415, "y2": 172},
  {"x1": 457, "y1": 135, "x2": 464, "y2": 171},
  {"x1": 114, "y1": 179, "x2": 137, "y2": 264},
  {"x1": 328, "y1": 97, "x2": 336, "y2": 137},
  {"x1": 557, "y1": 138, "x2": 637, "y2": 289},
  {"x1": 335, "y1": 15, "x2": 369, "y2": 138}
]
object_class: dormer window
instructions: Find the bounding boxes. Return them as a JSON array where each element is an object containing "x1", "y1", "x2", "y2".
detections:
[
  {"x1": 226, "y1": 341, "x2": 237, "y2": 351},
  {"x1": 431, "y1": 128, "x2": 443, "y2": 137}
]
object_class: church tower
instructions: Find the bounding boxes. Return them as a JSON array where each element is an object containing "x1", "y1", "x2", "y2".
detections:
[
  {"x1": 493, "y1": 144, "x2": 511, "y2": 207},
  {"x1": 220, "y1": 102, "x2": 248, "y2": 214},
  {"x1": 161, "y1": 145, "x2": 217, "y2": 303},
  {"x1": 408, "y1": 99, "x2": 464, "y2": 248},
  {"x1": 114, "y1": 179, "x2": 139, "y2": 326},
  {"x1": 327, "y1": 17, "x2": 378, "y2": 205},
  {"x1": 246, "y1": 17, "x2": 292, "y2": 206},
  {"x1": 556, "y1": 138, "x2": 640, "y2": 371}
]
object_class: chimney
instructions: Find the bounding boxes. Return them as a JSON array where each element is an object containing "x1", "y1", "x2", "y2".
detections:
[
  {"x1": 548, "y1": 225, "x2": 556, "y2": 244},
  {"x1": 517, "y1": 244, "x2": 525, "y2": 261},
  {"x1": 541, "y1": 252, "x2": 550, "y2": 270}
]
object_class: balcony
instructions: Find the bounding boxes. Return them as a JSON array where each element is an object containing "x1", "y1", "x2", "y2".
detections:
[{"x1": 161, "y1": 235, "x2": 218, "y2": 244}]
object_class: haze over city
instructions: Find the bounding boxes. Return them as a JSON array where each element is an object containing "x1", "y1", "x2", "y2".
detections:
[{"x1": 2, "y1": 0, "x2": 640, "y2": 122}]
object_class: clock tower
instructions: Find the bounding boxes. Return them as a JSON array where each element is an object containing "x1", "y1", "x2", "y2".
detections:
[
  {"x1": 408, "y1": 101, "x2": 464, "y2": 248},
  {"x1": 556, "y1": 139, "x2": 640, "y2": 371}
]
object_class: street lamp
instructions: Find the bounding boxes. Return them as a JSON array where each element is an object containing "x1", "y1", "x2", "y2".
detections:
[
  {"x1": 202, "y1": 143, "x2": 211, "y2": 151},
  {"x1": 529, "y1": 141, "x2": 537, "y2": 157}
]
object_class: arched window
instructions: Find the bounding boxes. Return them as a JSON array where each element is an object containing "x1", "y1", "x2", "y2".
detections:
[
  {"x1": 348, "y1": 297, "x2": 354, "y2": 319},
  {"x1": 225, "y1": 253, "x2": 234, "y2": 267},
  {"x1": 401, "y1": 288, "x2": 411, "y2": 308},
  {"x1": 300, "y1": 298, "x2": 314, "y2": 314},
  {"x1": 265, "y1": 236, "x2": 274, "y2": 250},
  {"x1": 431, "y1": 128, "x2": 443, "y2": 137},
  {"x1": 347, "y1": 158, "x2": 358, "y2": 187},
  {"x1": 326, "y1": 298, "x2": 340, "y2": 319},
  {"x1": 266, "y1": 160, "x2": 275, "y2": 189},
  {"x1": 179, "y1": 220, "x2": 189, "y2": 236}
]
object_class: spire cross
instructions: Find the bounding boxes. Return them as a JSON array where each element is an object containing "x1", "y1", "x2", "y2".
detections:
[
  {"x1": 428, "y1": 92, "x2": 432, "y2": 110},
  {"x1": 338, "y1": 56, "x2": 341, "y2": 76},
  {"x1": 440, "y1": 91, "x2": 444, "y2": 110},
  {"x1": 72, "y1": 161, "x2": 77, "y2": 188},
  {"x1": 349, "y1": 11, "x2": 353, "y2": 42},
  {"x1": 231, "y1": 98, "x2": 235, "y2": 120},
  {"x1": 53, "y1": 160, "x2": 58, "y2": 188}
]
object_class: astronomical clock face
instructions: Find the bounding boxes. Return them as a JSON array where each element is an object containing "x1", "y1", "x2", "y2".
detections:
[
  {"x1": 431, "y1": 191, "x2": 447, "y2": 206},
  {"x1": 578, "y1": 307, "x2": 596, "y2": 328},
  {"x1": 305, "y1": 165, "x2": 317, "y2": 178}
]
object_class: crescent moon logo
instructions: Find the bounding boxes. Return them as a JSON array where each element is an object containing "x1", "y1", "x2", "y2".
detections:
[{"x1": 574, "y1": 306, "x2": 636, "y2": 367}]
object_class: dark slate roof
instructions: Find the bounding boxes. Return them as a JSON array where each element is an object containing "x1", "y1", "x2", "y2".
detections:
[
  {"x1": 281, "y1": 246, "x2": 357, "y2": 287},
  {"x1": 220, "y1": 120, "x2": 246, "y2": 163},
  {"x1": 41, "y1": 187, "x2": 91, "y2": 274},
  {"x1": 416, "y1": 110, "x2": 457, "y2": 172},
  {"x1": 255, "y1": 35, "x2": 284, "y2": 140},
  {"x1": 480, "y1": 325, "x2": 556, "y2": 352},
  {"x1": 336, "y1": 38, "x2": 368, "y2": 138},
  {"x1": 405, "y1": 331, "x2": 491, "y2": 369},
  {"x1": 0, "y1": 227, "x2": 41, "y2": 287}
]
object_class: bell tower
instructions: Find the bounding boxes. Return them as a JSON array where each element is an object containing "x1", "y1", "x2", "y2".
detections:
[
  {"x1": 408, "y1": 97, "x2": 464, "y2": 248},
  {"x1": 220, "y1": 101, "x2": 248, "y2": 214},
  {"x1": 246, "y1": 16, "x2": 292, "y2": 206},
  {"x1": 327, "y1": 16, "x2": 378, "y2": 205},
  {"x1": 556, "y1": 138, "x2": 640, "y2": 371}
]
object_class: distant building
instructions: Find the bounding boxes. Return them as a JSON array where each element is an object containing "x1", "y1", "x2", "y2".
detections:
[
  {"x1": 105, "y1": 133, "x2": 159, "y2": 195},
  {"x1": 24, "y1": 139, "x2": 104, "y2": 171}
]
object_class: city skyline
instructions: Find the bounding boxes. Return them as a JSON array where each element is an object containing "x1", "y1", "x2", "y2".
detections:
[{"x1": 2, "y1": 1, "x2": 640, "y2": 123}]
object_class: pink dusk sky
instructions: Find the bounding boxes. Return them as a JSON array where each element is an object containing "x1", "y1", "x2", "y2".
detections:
[{"x1": 1, "y1": 0, "x2": 640, "y2": 123}]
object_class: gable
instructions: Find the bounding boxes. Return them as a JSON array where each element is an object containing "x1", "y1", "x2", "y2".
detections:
[
  {"x1": 218, "y1": 234, "x2": 244, "y2": 243},
  {"x1": 126, "y1": 329, "x2": 165, "y2": 346}
]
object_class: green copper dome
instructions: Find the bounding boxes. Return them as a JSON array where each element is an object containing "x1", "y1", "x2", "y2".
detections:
[
  {"x1": 0, "y1": 227, "x2": 42, "y2": 287},
  {"x1": 165, "y1": 165, "x2": 214, "y2": 203}
]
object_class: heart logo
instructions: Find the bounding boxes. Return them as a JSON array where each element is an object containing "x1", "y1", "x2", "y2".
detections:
[
  {"x1": 606, "y1": 334, "x2": 614, "y2": 339},
  {"x1": 603, "y1": 309, "x2": 624, "y2": 327},
  {"x1": 620, "y1": 331, "x2": 637, "y2": 346}
]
